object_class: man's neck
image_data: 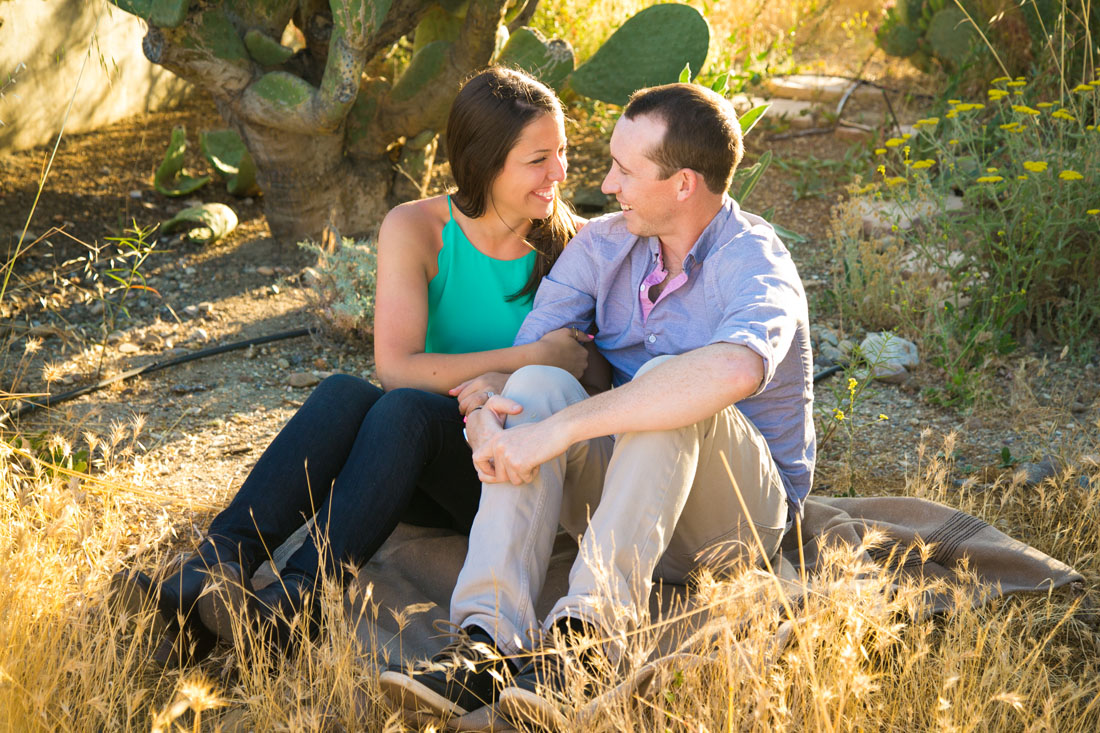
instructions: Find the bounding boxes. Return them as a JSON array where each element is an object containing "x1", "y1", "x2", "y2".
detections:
[{"x1": 657, "y1": 196, "x2": 725, "y2": 271}]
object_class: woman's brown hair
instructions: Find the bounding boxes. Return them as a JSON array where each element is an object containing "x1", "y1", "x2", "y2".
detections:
[{"x1": 446, "y1": 67, "x2": 576, "y2": 301}]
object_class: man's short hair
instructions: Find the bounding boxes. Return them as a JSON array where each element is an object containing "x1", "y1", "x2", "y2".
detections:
[{"x1": 623, "y1": 83, "x2": 744, "y2": 194}]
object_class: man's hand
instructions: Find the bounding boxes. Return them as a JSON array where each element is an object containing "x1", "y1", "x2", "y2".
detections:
[
  {"x1": 450, "y1": 372, "x2": 511, "y2": 415},
  {"x1": 472, "y1": 417, "x2": 572, "y2": 485}
]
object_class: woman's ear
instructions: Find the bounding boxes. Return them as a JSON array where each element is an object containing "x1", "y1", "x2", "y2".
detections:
[{"x1": 676, "y1": 169, "x2": 699, "y2": 201}]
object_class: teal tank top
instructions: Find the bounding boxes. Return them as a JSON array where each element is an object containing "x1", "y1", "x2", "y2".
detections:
[{"x1": 424, "y1": 197, "x2": 537, "y2": 354}]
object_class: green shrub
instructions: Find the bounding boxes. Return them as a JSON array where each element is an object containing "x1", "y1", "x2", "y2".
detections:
[
  {"x1": 836, "y1": 73, "x2": 1099, "y2": 404},
  {"x1": 298, "y1": 237, "x2": 378, "y2": 341}
]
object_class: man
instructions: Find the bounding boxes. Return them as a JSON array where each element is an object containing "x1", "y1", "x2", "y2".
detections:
[{"x1": 380, "y1": 83, "x2": 815, "y2": 728}]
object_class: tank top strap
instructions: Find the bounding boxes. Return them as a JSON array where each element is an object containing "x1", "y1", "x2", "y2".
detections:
[{"x1": 447, "y1": 194, "x2": 453, "y2": 220}]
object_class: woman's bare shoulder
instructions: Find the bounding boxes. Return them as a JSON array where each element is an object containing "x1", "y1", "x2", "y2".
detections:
[{"x1": 378, "y1": 195, "x2": 450, "y2": 255}]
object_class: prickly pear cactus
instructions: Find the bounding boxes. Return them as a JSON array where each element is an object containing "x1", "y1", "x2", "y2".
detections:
[
  {"x1": 496, "y1": 27, "x2": 574, "y2": 91},
  {"x1": 926, "y1": 8, "x2": 976, "y2": 67},
  {"x1": 569, "y1": 3, "x2": 710, "y2": 106},
  {"x1": 875, "y1": 19, "x2": 921, "y2": 58}
]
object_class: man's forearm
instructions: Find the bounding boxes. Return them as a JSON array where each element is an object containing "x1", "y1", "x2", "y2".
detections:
[{"x1": 553, "y1": 343, "x2": 764, "y2": 445}]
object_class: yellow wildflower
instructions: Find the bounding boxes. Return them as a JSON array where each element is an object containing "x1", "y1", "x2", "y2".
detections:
[
  {"x1": 1073, "y1": 84, "x2": 1093, "y2": 93},
  {"x1": 990, "y1": 76, "x2": 1010, "y2": 84},
  {"x1": 874, "y1": 148, "x2": 887, "y2": 155},
  {"x1": 1007, "y1": 80, "x2": 1027, "y2": 88},
  {"x1": 1013, "y1": 90, "x2": 1024, "y2": 96},
  {"x1": 915, "y1": 117, "x2": 940, "y2": 127},
  {"x1": 884, "y1": 137, "x2": 904, "y2": 147},
  {"x1": 1090, "y1": 80, "x2": 1100, "y2": 88},
  {"x1": 988, "y1": 89, "x2": 1009, "y2": 100},
  {"x1": 948, "y1": 138, "x2": 959, "y2": 144},
  {"x1": 902, "y1": 133, "x2": 912, "y2": 140},
  {"x1": 945, "y1": 109, "x2": 958, "y2": 119},
  {"x1": 911, "y1": 159, "x2": 935, "y2": 169},
  {"x1": 976, "y1": 175, "x2": 1004, "y2": 183},
  {"x1": 999, "y1": 122, "x2": 1022, "y2": 131},
  {"x1": 1017, "y1": 175, "x2": 1029, "y2": 180},
  {"x1": 1022, "y1": 160, "x2": 1048, "y2": 172},
  {"x1": 1012, "y1": 105, "x2": 1040, "y2": 115},
  {"x1": 1089, "y1": 125, "x2": 1097, "y2": 131},
  {"x1": 948, "y1": 98, "x2": 962, "y2": 105},
  {"x1": 878, "y1": 414, "x2": 889, "y2": 421},
  {"x1": 847, "y1": 377, "x2": 857, "y2": 394},
  {"x1": 1059, "y1": 170, "x2": 1084, "y2": 181},
  {"x1": 1051, "y1": 109, "x2": 1076, "y2": 121},
  {"x1": 986, "y1": 167, "x2": 999, "y2": 173},
  {"x1": 1037, "y1": 102, "x2": 1054, "y2": 108},
  {"x1": 833, "y1": 409, "x2": 846, "y2": 421},
  {"x1": 956, "y1": 103, "x2": 985, "y2": 111},
  {"x1": 884, "y1": 176, "x2": 907, "y2": 187},
  {"x1": 1087, "y1": 209, "x2": 1100, "y2": 215}
]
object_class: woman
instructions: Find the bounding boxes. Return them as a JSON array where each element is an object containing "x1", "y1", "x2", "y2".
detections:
[{"x1": 112, "y1": 67, "x2": 594, "y2": 664}]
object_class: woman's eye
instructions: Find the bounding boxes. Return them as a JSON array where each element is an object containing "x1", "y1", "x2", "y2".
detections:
[{"x1": 530, "y1": 157, "x2": 547, "y2": 164}]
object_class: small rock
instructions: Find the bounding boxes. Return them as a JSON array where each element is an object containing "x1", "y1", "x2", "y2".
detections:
[
  {"x1": 99, "y1": 166, "x2": 111, "y2": 175},
  {"x1": 837, "y1": 339, "x2": 856, "y2": 356},
  {"x1": 184, "y1": 266, "x2": 197, "y2": 276},
  {"x1": 117, "y1": 342, "x2": 140, "y2": 354},
  {"x1": 183, "y1": 305, "x2": 200, "y2": 318},
  {"x1": 243, "y1": 197, "x2": 255, "y2": 205},
  {"x1": 818, "y1": 328, "x2": 839, "y2": 347},
  {"x1": 316, "y1": 371, "x2": 335, "y2": 381},
  {"x1": 129, "y1": 190, "x2": 143, "y2": 199},
  {"x1": 763, "y1": 75, "x2": 882, "y2": 104},
  {"x1": 817, "y1": 342, "x2": 844, "y2": 365},
  {"x1": 87, "y1": 301, "x2": 104, "y2": 316},
  {"x1": 803, "y1": 278, "x2": 825, "y2": 291},
  {"x1": 244, "y1": 345, "x2": 258, "y2": 360},
  {"x1": 171, "y1": 383, "x2": 207, "y2": 395},
  {"x1": 287, "y1": 372, "x2": 320, "y2": 388},
  {"x1": 1016, "y1": 461, "x2": 1056, "y2": 486},
  {"x1": 190, "y1": 327, "x2": 209, "y2": 342},
  {"x1": 163, "y1": 347, "x2": 190, "y2": 358},
  {"x1": 313, "y1": 357, "x2": 330, "y2": 370},
  {"x1": 257, "y1": 266, "x2": 275, "y2": 277},
  {"x1": 198, "y1": 301, "x2": 215, "y2": 315},
  {"x1": 106, "y1": 330, "x2": 125, "y2": 346},
  {"x1": 1078, "y1": 475, "x2": 1094, "y2": 490},
  {"x1": 238, "y1": 374, "x2": 254, "y2": 383},
  {"x1": 184, "y1": 406, "x2": 203, "y2": 417},
  {"x1": 140, "y1": 333, "x2": 164, "y2": 349},
  {"x1": 275, "y1": 357, "x2": 290, "y2": 369}
]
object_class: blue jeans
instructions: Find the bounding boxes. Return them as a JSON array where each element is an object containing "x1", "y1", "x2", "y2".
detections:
[{"x1": 205, "y1": 374, "x2": 480, "y2": 584}]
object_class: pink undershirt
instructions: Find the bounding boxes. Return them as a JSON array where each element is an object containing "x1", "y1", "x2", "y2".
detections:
[{"x1": 639, "y1": 250, "x2": 688, "y2": 322}]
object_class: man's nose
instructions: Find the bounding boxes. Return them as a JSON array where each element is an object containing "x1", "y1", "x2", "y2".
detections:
[{"x1": 601, "y1": 168, "x2": 618, "y2": 194}]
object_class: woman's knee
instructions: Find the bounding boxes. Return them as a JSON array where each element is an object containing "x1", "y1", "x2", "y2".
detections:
[
  {"x1": 305, "y1": 374, "x2": 383, "y2": 415},
  {"x1": 369, "y1": 387, "x2": 453, "y2": 429}
]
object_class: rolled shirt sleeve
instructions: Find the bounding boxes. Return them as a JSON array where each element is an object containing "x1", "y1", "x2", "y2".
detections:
[{"x1": 513, "y1": 228, "x2": 599, "y2": 346}]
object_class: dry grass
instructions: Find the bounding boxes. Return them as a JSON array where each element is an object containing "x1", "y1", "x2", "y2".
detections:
[{"x1": 1, "y1": 413, "x2": 1097, "y2": 731}]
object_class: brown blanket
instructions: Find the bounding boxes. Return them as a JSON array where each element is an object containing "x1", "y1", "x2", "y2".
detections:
[{"x1": 254, "y1": 495, "x2": 1082, "y2": 731}]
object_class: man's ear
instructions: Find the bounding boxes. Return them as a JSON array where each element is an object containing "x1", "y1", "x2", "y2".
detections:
[{"x1": 675, "y1": 169, "x2": 699, "y2": 201}]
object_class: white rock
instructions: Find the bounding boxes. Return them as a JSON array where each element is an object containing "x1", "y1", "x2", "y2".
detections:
[
  {"x1": 287, "y1": 372, "x2": 320, "y2": 388},
  {"x1": 183, "y1": 305, "x2": 200, "y2": 317},
  {"x1": 257, "y1": 266, "x2": 275, "y2": 276},
  {"x1": 118, "y1": 342, "x2": 140, "y2": 354},
  {"x1": 852, "y1": 195, "x2": 964, "y2": 236},
  {"x1": 859, "y1": 332, "x2": 919, "y2": 383},
  {"x1": 129, "y1": 190, "x2": 143, "y2": 199},
  {"x1": 763, "y1": 75, "x2": 881, "y2": 104}
]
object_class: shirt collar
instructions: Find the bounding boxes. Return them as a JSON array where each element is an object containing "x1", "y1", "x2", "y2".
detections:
[{"x1": 643, "y1": 195, "x2": 742, "y2": 275}]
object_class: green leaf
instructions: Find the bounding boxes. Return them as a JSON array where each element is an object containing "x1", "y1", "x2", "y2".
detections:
[
  {"x1": 731, "y1": 149, "x2": 771, "y2": 204},
  {"x1": 738, "y1": 103, "x2": 769, "y2": 137},
  {"x1": 154, "y1": 126, "x2": 211, "y2": 197},
  {"x1": 710, "y1": 72, "x2": 729, "y2": 93},
  {"x1": 679, "y1": 62, "x2": 692, "y2": 83}
]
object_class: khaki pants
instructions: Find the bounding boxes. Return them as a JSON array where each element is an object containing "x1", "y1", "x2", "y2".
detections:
[{"x1": 449, "y1": 357, "x2": 788, "y2": 654}]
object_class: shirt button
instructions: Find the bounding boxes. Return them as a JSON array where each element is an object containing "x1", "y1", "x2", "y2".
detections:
[
  {"x1": 640, "y1": 284, "x2": 645, "y2": 291},
  {"x1": 647, "y1": 334, "x2": 656, "y2": 343}
]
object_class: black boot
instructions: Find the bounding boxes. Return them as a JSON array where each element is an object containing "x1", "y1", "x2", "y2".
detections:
[
  {"x1": 198, "y1": 564, "x2": 319, "y2": 653},
  {"x1": 110, "y1": 538, "x2": 240, "y2": 667}
]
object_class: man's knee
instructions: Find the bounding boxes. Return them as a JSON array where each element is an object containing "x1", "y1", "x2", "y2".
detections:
[
  {"x1": 633, "y1": 354, "x2": 677, "y2": 379},
  {"x1": 501, "y1": 365, "x2": 588, "y2": 425}
]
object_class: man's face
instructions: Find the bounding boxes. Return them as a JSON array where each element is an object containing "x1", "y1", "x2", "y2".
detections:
[{"x1": 601, "y1": 114, "x2": 681, "y2": 239}]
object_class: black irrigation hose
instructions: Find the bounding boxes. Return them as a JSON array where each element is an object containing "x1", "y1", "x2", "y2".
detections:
[
  {"x1": 7, "y1": 327, "x2": 317, "y2": 421},
  {"x1": 7, "y1": 325, "x2": 843, "y2": 422}
]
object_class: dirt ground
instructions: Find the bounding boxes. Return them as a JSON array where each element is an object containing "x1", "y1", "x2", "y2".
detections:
[{"x1": 2, "y1": 84, "x2": 1098, "y2": 545}]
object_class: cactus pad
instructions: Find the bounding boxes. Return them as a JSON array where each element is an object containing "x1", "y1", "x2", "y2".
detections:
[
  {"x1": 154, "y1": 126, "x2": 211, "y2": 197},
  {"x1": 877, "y1": 19, "x2": 921, "y2": 58},
  {"x1": 569, "y1": 3, "x2": 710, "y2": 106},
  {"x1": 391, "y1": 41, "x2": 452, "y2": 103},
  {"x1": 190, "y1": 10, "x2": 250, "y2": 63},
  {"x1": 244, "y1": 29, "x2": 295, "y2": 66},
  {"x1": 149, "y1": 0, "x2": 190, "y2": 27},
  {"x1": 927, "y1": 8, "x2": 976, "y2": 67},
  {"x1": 112, "y1": 0, "x2": 153, "y2": 20},
  {"x1": 163, "y1": 203, "x2": 239, "y2": 244},
  {"x1": 414, "y1": 4, "x2": 464, "y2": 54},
  {"x1": 497, "y1": 27, "x2": 574, "y2": 90},
  {"x1": 200, "y1": 129, "x2": 260, "y2": 196}
]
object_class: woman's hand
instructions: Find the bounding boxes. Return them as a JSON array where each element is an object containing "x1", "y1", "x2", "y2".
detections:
[
  {"x1": 536, "y1": 327, "x2": 593, "y2": 378},
  {"x1": 450, "y1": 372, "x2": 510, "y2": 415}
]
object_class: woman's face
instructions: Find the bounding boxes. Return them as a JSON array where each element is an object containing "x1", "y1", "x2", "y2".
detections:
[{"x1": 488, "y1": 111, "x2": 568, "y2": 223}]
